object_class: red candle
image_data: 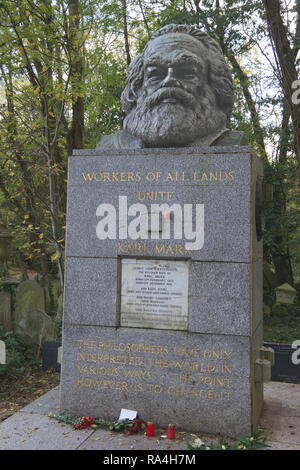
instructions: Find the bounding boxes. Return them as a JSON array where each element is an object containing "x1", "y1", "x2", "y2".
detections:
[
  {"x1": 168, "y1": 424, "x2": 176, "y2": 439},
  {"x1": 147, "y1": 421, "x2": 155, "y2": 437}
]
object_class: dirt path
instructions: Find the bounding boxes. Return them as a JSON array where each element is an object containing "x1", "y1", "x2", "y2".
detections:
[{"x1": 0, "y1": 368, "x2": 60, "y2": 422}]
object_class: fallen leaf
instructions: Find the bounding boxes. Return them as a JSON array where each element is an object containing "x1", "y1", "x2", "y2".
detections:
[{"x1": 27, "y1": 427, "x2": 39, "y2": 434}]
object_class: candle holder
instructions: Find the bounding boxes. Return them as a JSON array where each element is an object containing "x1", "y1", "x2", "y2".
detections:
[
  {"x1": 147, "y1": 421, "x2": 155, "y2": 437},
  {"x1": 168, "y1": 424, "x2": 176, "y2": 439}
]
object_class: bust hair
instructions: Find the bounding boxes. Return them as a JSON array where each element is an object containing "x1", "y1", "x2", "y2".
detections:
[{"x1": 121, "y1": 24, "x2": 234, "y2": 124}]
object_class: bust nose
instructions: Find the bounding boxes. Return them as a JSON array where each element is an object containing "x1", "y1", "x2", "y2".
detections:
[{"x1": 162, "y1": 67, "x2": 181, "y2": 87}]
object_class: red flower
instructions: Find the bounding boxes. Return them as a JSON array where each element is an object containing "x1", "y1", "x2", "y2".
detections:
[
  {"x1": 73, "y1": 416, "x2": 94, "y2": 430},
  {"x1": 128, "y1": 419, "x2": 142, "y2": 435}
]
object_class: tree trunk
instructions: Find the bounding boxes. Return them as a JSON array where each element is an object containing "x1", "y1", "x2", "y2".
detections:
[
  {"x1": 263, "y1": 0, "x2": 300, "y2": 176},
  {"x1": 69, "y1": 0, "x2": 84, "y2": 149},
  {"x1": 271, "y1": 98, "x2": 294, "y2": 285},
  {"x1": 121, "y1": 0, "x2": 131, "y2": 66}
]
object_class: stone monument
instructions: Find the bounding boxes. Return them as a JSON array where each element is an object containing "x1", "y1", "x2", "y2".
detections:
[{"x1": 59, "y1": 24, "x2": 270, "y2": 437}]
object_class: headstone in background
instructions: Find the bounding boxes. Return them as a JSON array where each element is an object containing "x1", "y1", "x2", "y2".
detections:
[
  {"x1": 42, "y1": 341, "x2": 61, "y2": 372},
  {"x1": 275, "y1": 283, "x2": 297, "y2": 305},
  {"x1": 14, "y1": 279, "x2": 55, "y2": 344},
  {"x1": 14, "y1": 280, "x2": 45, "y2": 325},
  {"x1": 16, "y1": 309, "x2": 55, "y2": 345},
  {"x1": 0, "y1": 290, "x2": 12, "y2": 332},
  {"x1": 0, "y1": 340, "x2": 5, "y2": 364}
]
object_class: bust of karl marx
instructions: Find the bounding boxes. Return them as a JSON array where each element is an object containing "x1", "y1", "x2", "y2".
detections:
[{"x1": 97, "y1": 24, "x2": 245, "y2": 150}]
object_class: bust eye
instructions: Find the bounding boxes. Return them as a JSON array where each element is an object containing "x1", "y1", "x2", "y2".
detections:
[
  {"x1": 176, "y1": 66, "x2": 198, "y2": 80},
  {"x1": 146, "y1": 66, "x2": 167, "y2": 81}
]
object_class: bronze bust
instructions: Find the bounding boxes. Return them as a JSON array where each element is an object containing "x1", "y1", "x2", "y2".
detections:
[{"x1": 97, "y1": 24, "x2": 244, "y2": 150}]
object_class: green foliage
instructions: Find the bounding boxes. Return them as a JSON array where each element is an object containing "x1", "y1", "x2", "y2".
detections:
[
  {"x1": 263, "y1": 158, "x2": 300, "y2": 268},
  {"x1": 0, "y1": 324, "x2": 40, "y2": 376},
  {"x1": 0, "y1": 0, "x2": 299, "y2": 300},
  {"x1": 159, "y1": 8, "x2": 198, "y2": 27},
  {"x1": 48, "y1": 411, "x2": 83, "y2": 426},
  {"x1": 49, "y1": 411, "x2": 138, "y2": 432},
  {"x1": 187, "y1": 427, "x2": 269, "y2": 450},
  {"x1": 84, "y1": 54, "x2": 127, "y2": 148},
  {"x1": 264, "y1": 305, "x2": 300, "y2": 343}
]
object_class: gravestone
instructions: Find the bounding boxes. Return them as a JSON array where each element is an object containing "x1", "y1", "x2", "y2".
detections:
[
  {"x1": 275, "y1": 283, "x2": 297, "y2": 305},
  {"x1": 42, "y1": 341, "x2": 61, "y2": 372},
  {"x1": 16, "y1": 309, "x2": 56, "y2": 345},
  {"x1": 14, "y1": 280, "x2": 45, "y2": 324},
  {"x1": 0, "y1": 340, "x2": 5, "y2": 364},
  {"x1": 59, "y1": 24, "x2": 268, "y2": 437},
  {"x1": 14, "y1": 280, "x2": 55, "y2": 344},
  {"x1": 59, "y1": 146, "x2": 266, "y2": 436},
  {"x1": 0, "y1": 290, "x2": 12, "y2": 332}
]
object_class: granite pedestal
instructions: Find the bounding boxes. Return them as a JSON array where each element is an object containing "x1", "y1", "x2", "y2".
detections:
[{"x1": 59, "y1": 146, "x2": 265, "y2": 437}]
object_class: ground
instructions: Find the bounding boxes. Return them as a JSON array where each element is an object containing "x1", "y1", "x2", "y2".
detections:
[{"x1": 0, "y1": 366, "x2": 60, "y2": 422}]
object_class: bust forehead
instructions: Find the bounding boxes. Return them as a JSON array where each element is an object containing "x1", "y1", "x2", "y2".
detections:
[{"x1": 143, "y1": 33, "x2": 207, "y2": 64}]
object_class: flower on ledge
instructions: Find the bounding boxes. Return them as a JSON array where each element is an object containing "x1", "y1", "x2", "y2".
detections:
[
  {"x1": 73, "y1": 416, "x2": 94, "y2": 430},
  {"x1": 127, "y1": 419, "x2": 142, "y2": 435}
]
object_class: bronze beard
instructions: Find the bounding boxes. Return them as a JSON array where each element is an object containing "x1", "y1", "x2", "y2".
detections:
[{"x1": 123, "y1": 83, "x2": 228, "y2": 148}]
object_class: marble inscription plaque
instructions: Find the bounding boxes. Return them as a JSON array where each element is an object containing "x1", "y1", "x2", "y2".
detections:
[{"x1": 120, "y1": 258, "x2": 189, "y2": 330}]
